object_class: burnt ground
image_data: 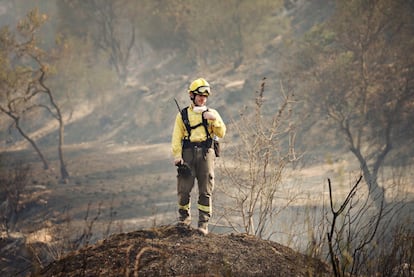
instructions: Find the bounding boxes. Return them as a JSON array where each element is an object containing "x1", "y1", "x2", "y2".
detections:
[
  {"x1": 40, "y1": 224, "x2": 331, "y2": 277},
  {"x1": 0, "y1": 141, "x2": 333, "y2": 277}
]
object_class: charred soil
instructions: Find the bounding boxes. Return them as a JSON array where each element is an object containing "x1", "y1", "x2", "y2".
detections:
[{"x1": 40, "y1": 224, "x2": 331, "y2": 277}]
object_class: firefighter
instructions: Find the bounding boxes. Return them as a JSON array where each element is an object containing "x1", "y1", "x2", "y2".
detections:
[{"x1": 171, "y1": 78, "x2": 226, "y2": 235}]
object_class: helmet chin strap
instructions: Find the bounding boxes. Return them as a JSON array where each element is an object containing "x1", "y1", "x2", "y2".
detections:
[{"x1": 191, "y1": 94, "x2": 199, "y2": 106}]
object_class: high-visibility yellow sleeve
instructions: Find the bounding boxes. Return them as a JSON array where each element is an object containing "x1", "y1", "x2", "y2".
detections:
[
  {"x1": 208, "y1": 108, "x2": 226, "y2": 139},
  {"x1": 171, "y1": 112, "x2": 186, "y2": 159}
]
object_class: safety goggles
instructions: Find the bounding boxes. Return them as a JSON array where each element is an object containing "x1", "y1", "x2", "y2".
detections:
[{"x1": 192, "y1": 86, "x2": 210, "y2": 95}]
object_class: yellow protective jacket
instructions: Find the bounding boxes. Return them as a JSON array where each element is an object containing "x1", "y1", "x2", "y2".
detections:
[{"x1": 171, "y1": 104, "x2": 226, "y2": 159}]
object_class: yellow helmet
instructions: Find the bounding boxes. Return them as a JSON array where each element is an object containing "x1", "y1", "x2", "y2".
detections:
[{"x1": 188, "y1": 78, "x2": 211, "y2": 96}]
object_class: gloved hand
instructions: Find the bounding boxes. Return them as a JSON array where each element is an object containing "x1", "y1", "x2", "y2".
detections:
[
  {"x1": 203, "y1": 111, "x2": 216, "y2": 121},
  {"x1": 174, "y1": 158, "x2": 183, "y2": 166},
  {"x1": 177, "y1": 162, "x2": 192, "y2": 177}
]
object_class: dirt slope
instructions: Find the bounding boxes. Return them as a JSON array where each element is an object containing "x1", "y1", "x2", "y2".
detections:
[{"x1": 40, "y1": 225, "x2": 331, "y2": 277}]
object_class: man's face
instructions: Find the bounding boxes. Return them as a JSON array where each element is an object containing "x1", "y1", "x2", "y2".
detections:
[{"x1": 193, "y1": 94, "x2": 208, "y2": 106}]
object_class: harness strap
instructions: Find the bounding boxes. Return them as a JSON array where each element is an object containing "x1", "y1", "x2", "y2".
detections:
[
  {"x1": 201, "y1": 110, "x2": 211, "y2": 140},
  {"x1": 181, "y1": 107, "x2": 192, "y2": 140}
]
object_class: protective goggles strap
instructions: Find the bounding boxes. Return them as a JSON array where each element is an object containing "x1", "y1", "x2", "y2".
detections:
[{"x1": 192, "y1": 86, "x2": 210, "y2": 94}]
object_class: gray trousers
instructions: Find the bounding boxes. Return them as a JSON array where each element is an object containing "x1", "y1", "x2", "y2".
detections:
[{"x1": 177, "y1": 146, "x2": 215, "y2": 224}]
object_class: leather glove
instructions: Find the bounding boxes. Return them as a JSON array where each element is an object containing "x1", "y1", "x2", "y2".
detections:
[{"x1": 177, "y1": 163, "x2": 192, "y2": 177}]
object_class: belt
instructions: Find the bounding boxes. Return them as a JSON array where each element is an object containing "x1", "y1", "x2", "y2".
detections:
[
  {"x1": 190, "y1": 142, "x2": 205, "y2": 147},
  {"x1": 182, "y1": 139, "x2": 213, "y2": 149}
]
